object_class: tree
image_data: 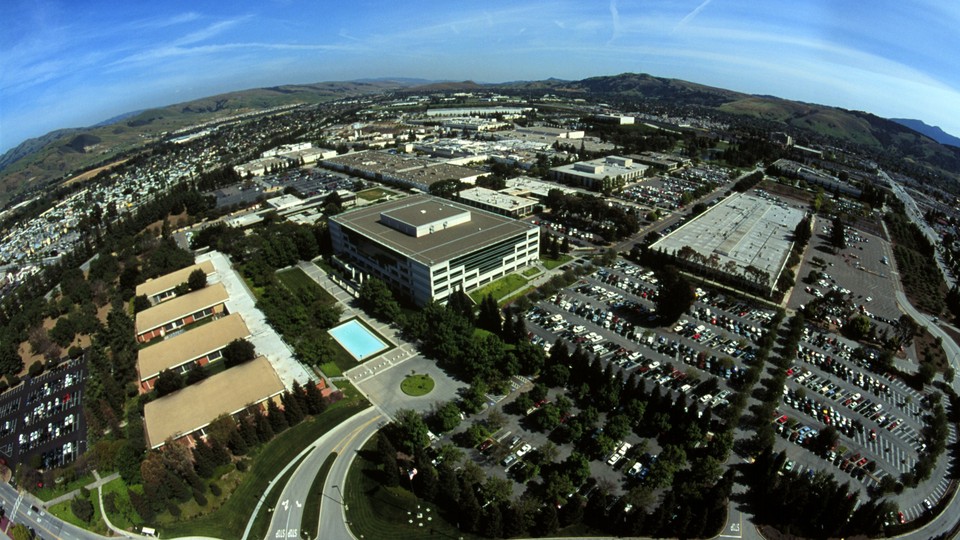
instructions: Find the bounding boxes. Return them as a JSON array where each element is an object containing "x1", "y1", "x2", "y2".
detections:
[
  {"x1": 187, "y1": 268, "x2": 208, "y2": 291},
  {"x1": 393, "y1": 409, "x2": 430, "y2": 453},
  {"x1": 831, "y1": 216, "x2": 847, "y2": 251},
  {"x1": 432, "y1": 401, "x2": 462, "y2": 433},
  {"x1": 358, "y1": 277, "x2": 402, "y2": 322},
  {"x1": 155, "y1": 369, "x2": 184, "y2": 397},
  {"x1": 222, "y1": 338, "x2": 256, "y2": 368},
  {"x1": 655, "y1": 266, "x2": 694, "y2": 325},
  {"x1": 377, "y1": 434, "x2": 400, "y2": 487},
  {"x1": 185, "y1": 363, "x2": 208, "y2": 385},
  {"x1": 477, "y1": 294, "x2": 502, "y2": 334}
]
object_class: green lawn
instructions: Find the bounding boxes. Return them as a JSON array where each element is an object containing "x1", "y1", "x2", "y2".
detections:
[
  {"x1": 34, "y1": 473, "x2": 96, "y2": 502},
  {"x1": 400, "y1": 374, "x2": 434, "y2": 396},
  {"x1": 521, "y1": 267, "x2": 541, "y2": 277},
  {"x1": 500, "y1": 286, "x2": 535, "y2": 307},
  {"x1": 49, "y1": 493, "x2": 107, "y2": 535},
  {"x1": 469, "y1": 273, "x2": 528, "y2": 303},
  {"x1": 302, "y1": 453, "x2": 337, "y2": 539},
  {"x1": 99, "y1": 478, "x2": 145, "y2": 531},
  {"x1": 356, "y1": 188, "x2": 392, "y2": 201},
  {"x1": 277, "y1": 267, "x2": 337, "y2": 306},
  {"x1": 158, "y1": 403, "x2": 367, "y2": 538},
  {"x1": 541, "y1": 254, "x2": 573, "y2": 270},
  {"x1": 344, "y1": 439, "x2": 478, "y2": 540}
]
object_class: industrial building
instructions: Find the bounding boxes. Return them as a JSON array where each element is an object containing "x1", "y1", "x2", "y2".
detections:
[
  {"x1": 550, "y1": 156, "x2": 649, "y2": 191},
  {"x1": 322, "y1": 150, "x2": 489, "y2": 192},
  {"x1": 649, "y1": 193, "x2": 805, "y2": 296},
  {"x1": 456, "y1": 187, "x2": 537, "y2": 218},
  {"x1": 329, "y1": 194, "x2": 539, "y2": 305}
]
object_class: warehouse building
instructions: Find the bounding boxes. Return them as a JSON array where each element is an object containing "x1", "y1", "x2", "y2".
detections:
[{"x1": 329, "y1": 194, "x2": 539, "y2": 305}]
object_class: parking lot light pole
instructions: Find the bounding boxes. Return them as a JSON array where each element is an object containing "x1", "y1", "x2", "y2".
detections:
[{"x1": 332, "y1": 484, "x2": 348, "y2": 510}]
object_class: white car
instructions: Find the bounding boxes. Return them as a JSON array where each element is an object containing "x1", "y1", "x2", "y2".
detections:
[{"x1": 516, "y1": 443, "x2": 533, "y2": 457}]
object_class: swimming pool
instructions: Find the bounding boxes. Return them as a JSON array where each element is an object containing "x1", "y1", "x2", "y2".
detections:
[{"x1": 328, "y1": 319, "x2": 388, "y2": 361}]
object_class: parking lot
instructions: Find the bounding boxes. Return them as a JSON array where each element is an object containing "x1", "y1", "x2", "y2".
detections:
[{"x1": 0, "y1": 356, "x2": 87, "y2": 473}]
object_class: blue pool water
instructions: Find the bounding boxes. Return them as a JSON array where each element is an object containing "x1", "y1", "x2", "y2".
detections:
[{"x1": 328, "y1": 319, "x2": 388, "y2": 361}]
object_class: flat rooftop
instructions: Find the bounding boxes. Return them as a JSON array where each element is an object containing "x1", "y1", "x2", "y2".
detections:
[
  {"x1": 332, "y1": 194, "x2": 536, "y2": 266},
  {"x1": 136, "y1": 282, "x2": 229, "y2": 334},
  {"x1": 143, "y1": 356, "x2": 284, "y2": 448},
  {"x1": 650, "y1": 193, "x2": 805, "y2": 289},
  {"x1": 457, "y1": 187, "x2": 537, "y2": 211},
  {"x1": 136, "y1": 261, "x2": 215, "y2": 299},
  {"x1": 137, "y1": 313, "x2": 251, "y2": 380}
]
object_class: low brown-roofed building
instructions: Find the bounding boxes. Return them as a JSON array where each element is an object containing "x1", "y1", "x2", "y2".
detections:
[
  {"x1": 135, "y1": 282, "x2": 229, "y2": 343},
  {"x1": 136, "y1": 261, "x2": 216, "y2": 304},
  {"x1": 137, "y1": 313, "x2": 251, "y2": 392},
  {"x1": 144, "y1": 356, "x2": 284, "y2": 449}
]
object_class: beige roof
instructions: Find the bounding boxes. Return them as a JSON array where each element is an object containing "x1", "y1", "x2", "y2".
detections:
[
  {"x1": 136, "y1": 282, "x2": 229, "y2": 335},
  {"x1": 144, "y1": 356, "x2": 284, "y2": 448},
  {"x1": 138, "y1": 313, "x2": 251, "y2": 380},
  {"x1": 136, "y1": 261, "x2": 216, "y2": 298}
]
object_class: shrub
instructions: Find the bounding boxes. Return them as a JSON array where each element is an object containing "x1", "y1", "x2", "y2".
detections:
[
  {"x1": 193, "y1": 489, "x2": 208, "y2": 506},
  {"x1": 209, "y1": 482, "x2": 222, "y2": 497},
  {"x1": 28, "y1": 361, "x2": 44, "y2": 378},
  {"x1": 236, "y1": 460, "x2": 248, "y2": 472}
]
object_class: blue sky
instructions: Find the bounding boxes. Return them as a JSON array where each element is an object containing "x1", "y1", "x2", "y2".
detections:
[{"x1": 2, "y1": 1, "x2": 959, "y2": 153}]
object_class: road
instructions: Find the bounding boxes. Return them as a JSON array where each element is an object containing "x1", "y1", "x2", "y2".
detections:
[
  {"x1": 265, "y1": 407, "x2": 382, "y2": 540},
  {"x1": 0, "y1": 481, "x2": 104, "y2": 540}
]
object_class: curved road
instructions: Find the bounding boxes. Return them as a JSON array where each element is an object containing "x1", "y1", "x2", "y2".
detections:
[{"x1": 264, "y1": 407, "x2": 382, "y2": 540}]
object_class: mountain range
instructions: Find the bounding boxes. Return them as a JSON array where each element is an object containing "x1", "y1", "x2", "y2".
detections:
[{"x1": 1, "y1": 73, "x2": 958, "y2": 208}]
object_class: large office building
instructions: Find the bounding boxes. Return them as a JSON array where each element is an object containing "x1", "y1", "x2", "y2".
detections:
[
  {"x1": 550, "y1": 156, "x2": 648, "y2": 191},
  {"x1": 329, "y1": 194, "x2": 539, "y2": 305}
]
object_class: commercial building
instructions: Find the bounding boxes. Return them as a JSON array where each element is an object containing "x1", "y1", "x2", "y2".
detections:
[
  {"x1": 329, "y1": 194, "x2": 539, "y2": 305},
  {"x1": 649, "y1": 193, "x2": 805, "y2": 296},
  {"x1": 455, "y1": 187, "x2": 537, "y2": 218},
  {"x1": 550, "y1": 156, "x2": 649, "y2": 191},
  {"x1": 136, "y1": 261, "x2": 216, "y2": 305},
  {"x1": 322, "y1": 151, "x2": 489, "y2": 192},
  {"x1": 136, "y1": 313, "x2": 251, "y2": 392},
  {"x1": 502, "y1": 176, "x2": 579, "y2": 200},
  {"x1": 135, "y1": 282, "x2": 230, "y2": 343},
  {"x1": 143, "y1": 356, "x2": 284, "y2": 449}
]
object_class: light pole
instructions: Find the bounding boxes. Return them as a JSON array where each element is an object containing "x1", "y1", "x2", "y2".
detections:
[{"x1": 332, "y1": 484, "x2": 347, "y2": 510}]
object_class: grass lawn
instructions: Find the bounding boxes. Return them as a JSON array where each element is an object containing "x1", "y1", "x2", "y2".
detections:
[
  {"x1": 158, "y1": 402, "x2": 367, "y2": 538},
  {"x1": 500, "y1": 286, "x2": 535, "y2": 307},
  {"x1": 99, "y1": 478, "x2": 145, "y2": 531},
  {"x1": 277, "y1": 267, "x2": 337, "y2": 306},
  {"x1": 521, "y1": 267, "x2": 541, "y2": 278},
  {"x1": 319, "y1": 361, "x2": 342, "y2": 377},
  {"x1": 541, "y1": 254, "x2": 573, "y2": 270},
  {"x1": 49, "y1": 492, "x2": 107, "y2": 535},
  {"x1": 344, "y1": 439, "x2": 478, "y2": 540},
  {"x1": 356, "y1": 187, "x2": 392, "y2": 201},
  {"x1": 400, "y1": 374, "x2": 434, "y2": 396},
  {"x1": 302, "y1": 453, "x2": 337, "y2": 538},
  {"x1": 34, "y1": 473, "x2": 96, "y2": 502},
  {"x1": 469, "y1": 273, "x2": 528, "y2": 303}
]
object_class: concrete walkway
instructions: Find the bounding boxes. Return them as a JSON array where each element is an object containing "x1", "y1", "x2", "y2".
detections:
[{"x1": 42, "y1": 470, "x2": 119, "y2": 508}]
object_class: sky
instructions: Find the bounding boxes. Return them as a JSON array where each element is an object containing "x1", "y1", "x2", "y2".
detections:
[{"x1": 2, "y1": 0, "x2": 959, "y2": 153}]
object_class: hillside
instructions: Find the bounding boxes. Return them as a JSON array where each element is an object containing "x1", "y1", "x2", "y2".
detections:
[
  {"x1": 0, "y1": 80, "x2": 412, "y2": 208},
  {"x1": 891, "y1": 119, "x2": 960, "y2": 148}
]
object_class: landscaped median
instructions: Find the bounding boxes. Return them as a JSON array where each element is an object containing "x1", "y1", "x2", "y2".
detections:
[{"x1": 468, "y1": 274, "x2": 529, "y2": 304}]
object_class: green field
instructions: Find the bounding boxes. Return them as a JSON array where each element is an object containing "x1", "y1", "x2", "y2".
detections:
[
  {"x1": 277, "y1": 267, "x2": 337, "y2": 306},
  {"x1": 49, "y1": 492, "x2": 107, "y2": 535},
  {"x1": 344, "y1": 439, "x2": 478, "y2": 540},
  {"x1": 356, "y1": 188, "x2": 392, "y2": 201},
  {"x1": 469, "y1": 273, "x2": 528, "y2": 303},
  {"x1": 521, "y1": 267, "x2": 541, "y2": 277},
  {"x1": 158, "y1": 402, "x2": 367, "y2": 538},
  {"x1": 400, "y1": 374, "x2": 434, "y2": 396},
  {"x1": 541, "y1": 254, "x2": 573, "y2": 270}
]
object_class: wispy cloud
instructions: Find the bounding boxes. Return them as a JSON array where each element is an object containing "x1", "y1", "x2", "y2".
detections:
[
  {"x1": 674, "y1": 0, "x2": 713, "y2": 32},
  {"x1": 608, "y1": 0, "x2": 622, "y2": 44}
]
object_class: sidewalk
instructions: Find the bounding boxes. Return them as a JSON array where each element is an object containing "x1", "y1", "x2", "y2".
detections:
[{"x1": 43, "y1": 470, "x2": 119, "y2": 508}]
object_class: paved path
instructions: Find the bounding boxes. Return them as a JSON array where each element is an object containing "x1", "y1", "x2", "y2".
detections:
[{"x1": 43, "y1": 471, "x2": 119, "y2": 508}]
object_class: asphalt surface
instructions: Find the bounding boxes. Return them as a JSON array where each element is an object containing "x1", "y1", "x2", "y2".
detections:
[{"x1": 0, "y1": 481, "x2": 101, "y2": 540}]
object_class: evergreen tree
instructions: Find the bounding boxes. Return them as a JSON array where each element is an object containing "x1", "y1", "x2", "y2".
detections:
[
  {"x1": 304, "y1": 381, "x2": 326, "y2": 415},
  {"x1": 192, "y1": 443, "x2": 215, "y2": 478},
  {"x1": 537, "y1": 504, "x2": 560, "y2": 536},
  {"x1": 155, "y1": 369, "x2": 184, "y2": 397},
  {"x1": 376, "y1": 434, "x2": 400, "y2": 487},
  {"x1": 477, "y1": 295, "x2": 502, "y2": 334},
  {"x1": 228, "y1": 426, "x2": 249, "y2": 455},
  {"x1": 240, "y1": 417, "x2": 260, "y2": 449},
  {"x1": 267, "y1": 400, "x2": 288, "y2": 433},
  {"x1": 282, "y1": 391, "x2": 305, "y2": 426},
  {"x1": 482, "y1": 503, "x2": 503, "y2": 538},
  {"x1": 459, "y1": 480, "x2": 482, "y2": 532},
  {"x1": 255, "y1": 407, "x2": 275, "y2": 442}
]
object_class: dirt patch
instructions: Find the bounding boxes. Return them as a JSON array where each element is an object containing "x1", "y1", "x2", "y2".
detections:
[
  {"x1": 144, "y1": 210, "x2": 191, "y2": 236},
  {"x1": 759, "y1": 179, "x2": 814, "y2": 205},
  {"x1": 62, "y1": 158, "x2": 130, "y2": 187}
]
